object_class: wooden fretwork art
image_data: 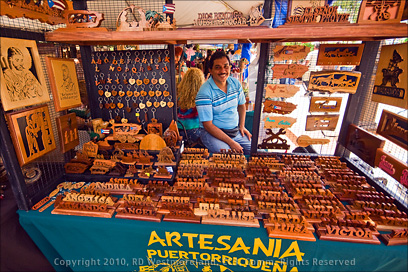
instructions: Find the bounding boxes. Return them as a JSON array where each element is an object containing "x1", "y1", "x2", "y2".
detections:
[
  {"x1": 306, "y1": 115, "x2": 339, "y2": 131},
  {"x1": 272, "y1": 64, "x2": 308, "y2": 79},
  {"x1": 286, "y1": 4, "x2": 350, "y2": 24},
  {"x1": 258, "y1": 129, "x2": 290, "y2": 150},
  {"x1": 308, "y1": 71, "x2": 361, "y2": 93},
  {"x1": 263, "y1": 100, "x2": 297, "y2": 115},
  {"x1": 380, "y1": 229, "x2": 408, "y2": 246},
  {"x1": 273, "y1": 45, "x2": 310, "y2": 62},
  {"x1": 265, "y1": 84, "x2": 300, "y2": 98},
  {"x1": 56, "y1": 113, "x2": 79, "y2": 153},
  {"x1": 309, "y1": 97, "x2": 342, "y2": 113},
  {"x1": 147, "y1": 118, "x2": 163, "y2": 137},
  {"x1": 54, "y1": 10, "x2": 106, "y2": 32},
  {"x1": 345, "y1": 124, "x2": 385, "y2": 167},
  {"x1": 317, "y1": 44, "x2": 365, "y2": 66},
  {"x1": 357, "y1": 0, "x2": 406, "y2": 24},
  {"x1": 377, "y1": 110, "x2": 408, "y2": 150},
  {"x1": 372, "y1": 43, "x2": 407, "y2": 109}
]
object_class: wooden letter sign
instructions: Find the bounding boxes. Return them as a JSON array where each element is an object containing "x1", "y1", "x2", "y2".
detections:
[
  {"x1": 308, "y1": 71, "x2": 361, "y2": 93},
  {"x1": 272, "y1": 64, "x2": 309, "y2": 79},
  {"x1": 273, "y1": 45, "x2": 310, "y2": 62},
  {"x1": 357, "y1": 0, "x2": 406, "y2": 24},
  {"x1": 306, "y1": 115, "x2": 339, "y2": 131},
  {"x1": 56, "y1": 113, "x2": 79, "y2": 153},
  {"x1": 375, "y1": 148, "x2": 408, "y2": 188},
  {"x1": 345, "y1": 124, "x2": 385, "y2": 167},
  {"x1": 309, "y1": 97, "x2": 342, "y2": 113},
  {"x1": 372, "y1": 43, "x2": 407, "y2": 109},
  {"x1": 265, "y1": 84, "x2": 300, "y2": 98},
  {"x1": 377, "y1": 110, "x2": 408, "y2": 150},
  {"x1": 317, "y1": 44, "x2": 365, "y2": 66},
  {"x1": 264, "y1": 116, "x2": 297, "y2": 129}
]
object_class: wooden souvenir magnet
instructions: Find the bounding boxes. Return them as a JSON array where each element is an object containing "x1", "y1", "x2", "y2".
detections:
[
  {"x1": 309, "y1": 97, "x2": 342, "y2": 113},
  {"x1": 317, "y1": 44, "x2": 365, "y2": 66},
  {"x1": 272, "y1": 64, "x2": 308, "y2": 79},
  {"x1": 305, "y1": 115, "x2": 339, "y2": 131},
  {"x1": 265, "y1": 84, "x2": 300, "y2": 98},
  {"x1": 308, "y1": 71, "x2": 361, "y2": 94},
  {"x1": 376, "y1": 110, "x2": 408, "y2": 150},
  {"x1": 345, "y1": 124, "x2": 385, "y2": 167}
]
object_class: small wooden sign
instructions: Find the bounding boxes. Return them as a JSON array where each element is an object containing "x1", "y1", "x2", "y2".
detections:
[
  {"x1": 56, "y1": 113, "x2": 79, "y2": 153},
  {"x1": 375, "y1": 148, "x2": 408, "y2": 188},
  {"x1": 296, "y1": 135, "x2": 330, "y2": 147},
  {"x1": 6, "y1": 104, "x2": 56, "y2": 166},
  {"x1": 193, "y1": 11, "x2": 248, "y2": 27},
  {"x1": 345, "y1": 124, "x2": 385, "y2": 167},
  {"x1": 372, "y1": 43, "x2": 407, "y2": 109},
  {"x1": 317, "y1": 44, "x2": 365, "y2": 66},
  {"x1": 286, "y1": 4, "x2": 350, "y2": 24},
  {"x1": 273, "y1": 45, "x2": 310, "y2": 62},
  {"x1": 377, "y1": 110, "x2": 407, "y2": 150},
  {"x1": 309, "y1": 97, "x2": 342, "y2": 112},
  {"x1": 265, "y1": 84, "x2": 300, "y2": 98},
  {"x1": 308, "y1": 71, "x2": 361, "y2": 93},
  {"x1": 305, "y1": 114, "x2": 339, "y2": 131},
  {"x1": 264, "y1": 116, "x2": 297, "y2": 129},
  {"x1": 263, "y1": 100, "x2": 297, "y2": 115},
  {"x1": 83, "y1": 141, "x2": 98, "y2": 157},
  {"x1": 357, "y1": 0, "x2": 406, "y2": 24},
  {"x1": 272, "y1": 64, "x2": 309, "y2": 79}
]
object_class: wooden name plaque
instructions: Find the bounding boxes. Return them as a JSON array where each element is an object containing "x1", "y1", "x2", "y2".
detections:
[
  {"x1": 316, "y1": 225, "x2": 381, "y2": 245},
  {"x1": 376, "y1": 110, "x2": 408, "y2": 150},
  {"x1": 375, "y1": 148, "x2": 408, "y2": 188},
  {"x1": 115, "y1": 201, "x2": 161, "y2": 222},
  {"x1": 372, "y1": 43, "x2": 407, "y2": 109},
  {"x1": 286, "y1": 4, "x2": 350, "y2": 24},
  {"x1": 345, "y1": 124, "x2": 386, "y2": 167},
  {"x1": 163, "y1": 208, "x2": 201, "y2": 224},
  {"x1": 309, "y1": 97, "x2": 342, "y2": 113},
  {"x1": 265, "y1": 84, "x2": 300, "y2": 98},
  {"x1": 305, "y1": 114, "x2": 339, "y2": 131},
  {"x1": 201, "y1": 209, "x2": 260, "y2": 228},
  {"x1": 308, "y1": 71, "x2": 361, "y2": 93},
  {"x1": 273, "y1": 45, "x2": 310, "y2": 62},
  {"x1": 264, "y1": 116, "x2": 296, "y2": 129},
  {"x1": 380, "y1": 229, "x2": 408, "y2": 246},
  {"x1": 52, "y1": 201, "x2": 116, "y2": 218},
  {"x1": 317, "y1": 44, "x2": 365, "y2": 66},
  {"x1": 272, "y1": 64, "x2": 308, "y2": 79}
]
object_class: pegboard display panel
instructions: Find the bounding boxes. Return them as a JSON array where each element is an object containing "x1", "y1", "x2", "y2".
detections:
[
  {"x1": 0, "y1": 15, "x2": 64, "y2": 33},
  {"x1": 86, "y1": 0, "x2": 166, "y2": 31},
  {"x1": 89, "y1": 49, "x2": 176, "y2": 129}
]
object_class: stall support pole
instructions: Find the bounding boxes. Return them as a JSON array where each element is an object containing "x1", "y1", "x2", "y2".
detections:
[
  {"x1": 334, "y1": 41, "x2": 381, "y2": 157},
  {"x1": 250, "y1": 0, "x2": 273, "y2": 155}
]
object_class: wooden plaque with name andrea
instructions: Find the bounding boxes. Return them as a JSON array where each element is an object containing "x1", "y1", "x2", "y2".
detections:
[{"x1": 376, "y1": 110, "x2": 407, "y2": 150}]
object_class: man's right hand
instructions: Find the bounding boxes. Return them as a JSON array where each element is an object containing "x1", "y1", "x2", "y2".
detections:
[{"x1": 228, "y1": 141, "x2": 244, "y2": 154}]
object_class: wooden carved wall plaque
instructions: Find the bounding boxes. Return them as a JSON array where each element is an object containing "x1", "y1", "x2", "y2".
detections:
[
  {"x1": 372, "y1": 43, "x2": 407, "y2": 109},
  {"x1": 56, "y1": 113, "x2": 79, "y2": 153},
  {"x1": 317, "y1": 44, "x2": 365, "y2": 66},
  {"x1": 273, "y1": 45, "x2": 310, "y2": 62},
  {"x1": 305, "y1": 114, "x2": 339, "y2": 131},
  {"x1": 308, "y1": 71, "x2": 361, "y2": 93},
  {"x1": 309, "y1": 97, "x2": 342, "y2": 112},
  {"x1": 376, "y1": 110, "x2": 407, "y2": 150},
  {"x1": 286, "y1": 4, "x2": 350, "y2": 24},
  {"x1": 345, "y1": 124, "x2": 385, "y2": 167},
  {"x1": 375, "y1": 148, "x2": 408, "y2": 188},
  {"x1": 264, "y1": 116, "x2": 297, "y2": 129},
  {"x1": 272, "y1": 64, "x2": 309, "y2": 79},
  {"x1": 263, "y1": 100, "x2": 297, "y2": 115},
  {"x1": 357, "y1": 0, "x2": 406, "y2": 24},
  {"x1": 265, "y1": 84, "x2": 300, "y2": 98}
]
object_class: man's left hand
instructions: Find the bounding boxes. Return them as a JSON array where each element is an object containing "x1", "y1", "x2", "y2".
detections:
[{"x1": 240, "y1": 127, "x2": 252, "y2": 140}]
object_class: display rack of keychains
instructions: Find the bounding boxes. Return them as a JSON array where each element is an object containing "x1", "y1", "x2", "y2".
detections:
[{"x1": 89, "y1": 49, "x2": 176, "y2": 130}]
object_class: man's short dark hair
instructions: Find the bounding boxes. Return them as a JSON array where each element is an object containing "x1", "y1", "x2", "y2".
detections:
[{"x1": 208, "y1": 50, "x2": 231, "y2": 70}]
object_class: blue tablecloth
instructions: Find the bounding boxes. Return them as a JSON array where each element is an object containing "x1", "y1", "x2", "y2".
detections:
[{"x1": 18, "y1": 207, "x2": 407, "y2": 272}]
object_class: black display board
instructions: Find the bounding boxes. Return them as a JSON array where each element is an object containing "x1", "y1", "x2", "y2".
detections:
[{"x1": 88, "y1": 49, "x2": 176, "y2": 130}]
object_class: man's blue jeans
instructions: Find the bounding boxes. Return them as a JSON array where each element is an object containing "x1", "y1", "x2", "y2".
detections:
[{"x1": 199, "y1": 128, "x2": 251, "y2": 155}]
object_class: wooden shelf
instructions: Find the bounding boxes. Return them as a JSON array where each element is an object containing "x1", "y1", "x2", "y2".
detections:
[{"x1": 45, "y1": 24, "x2": 408, "y2": 45}]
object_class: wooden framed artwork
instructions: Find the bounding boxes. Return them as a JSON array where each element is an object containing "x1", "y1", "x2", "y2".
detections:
[
  {"x1": 309, "y1": 97, "x2": 342, "y2": 112},
  {"x1": 308, "y1": 71, "x2": 361, "y2": 93},
  {"x1": 317, "y1": 44, "x2": 365, "y2": 66},
  {"x1": 5, "y1": 104, "x2": 56, "y2": 166},
  {"x1": 45, "y1": 57, "x2": 82, "y2": 111},
  {"x1": 376, "y1": 110, "x2": 408, "y2": 150},
  {"x1": 56, "y1": 113, "x2": 79, "y2": 153},
  {"x1": 357, "y1": 0, "x2": 406, "y2": 24},
  {"x1": 0, "y1": 37, "x2": 50, "y2": 111},
  {"x1": 371, "y1": 43, "x2": 407, "y2": 109}
]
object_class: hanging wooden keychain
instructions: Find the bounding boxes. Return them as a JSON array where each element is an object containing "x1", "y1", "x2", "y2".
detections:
[
  {"x1": 97, "y1": 84, "x2": 104, "y2": 97},
  {"x1": 161, "y1": 83, "x2": 170, "y2": 108},
  {"x1": 114, "y1": 108, "x2": 122, "y2": 123},
  {"x1": 154, "y1": 84, "x2": 162, "y2": 108},
  {"x1": 159, "y1": 71, "x2": 166, "y2": 85},
  {"x1": 121, "y1": 109, "x2": 128, "y2": 124},
  {"x1": 147, "y1": 108, "x2": 163, "y2": 136}
]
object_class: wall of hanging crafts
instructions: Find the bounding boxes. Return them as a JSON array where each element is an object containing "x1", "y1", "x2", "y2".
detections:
[{"x1": 89, "y1": 49, "x2": 176, "y2": 131}]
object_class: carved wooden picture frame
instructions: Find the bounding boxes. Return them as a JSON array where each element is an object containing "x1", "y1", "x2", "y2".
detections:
[
  {"x1": 0, "y1": 38, "x2": 50, "y2": 111},
  {"x1": 5, "y1": 104, "x2": 56, "y2": 166},
  {"x1": 45, "y1": 57, "x2": 82, "y2": 111}
]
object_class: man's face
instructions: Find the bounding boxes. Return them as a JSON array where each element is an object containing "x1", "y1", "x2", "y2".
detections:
[
  {"x1": 209, "y1": 57, "x2": 230, "y2": 84},
  {"x1": 10, "y1": 54, "x2": 24, "y2": 71}
]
